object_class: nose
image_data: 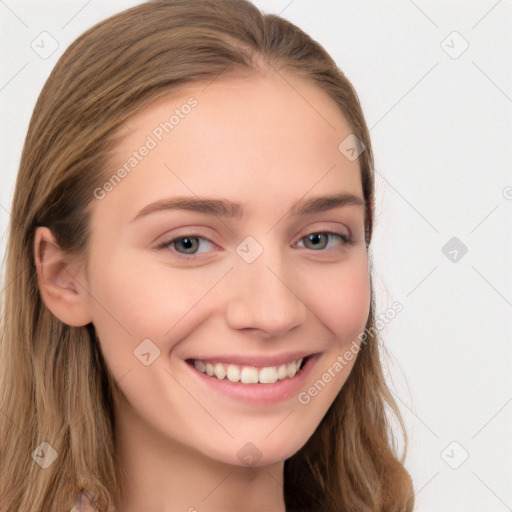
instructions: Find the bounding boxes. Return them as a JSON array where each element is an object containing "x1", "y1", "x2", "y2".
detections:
[{"x1": 225, "y1": 252, "x2": 308, "y2": 338}]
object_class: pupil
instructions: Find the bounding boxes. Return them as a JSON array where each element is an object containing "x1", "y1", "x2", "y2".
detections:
[
  {"x1": 180, "y1": 237, "x2": 196, "y2": 253},
  {"x1": 308, "y1": 233, "x2": 326, "y2": 249}
]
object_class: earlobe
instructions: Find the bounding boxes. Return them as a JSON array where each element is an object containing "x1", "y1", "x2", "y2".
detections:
[{"x1": 33, "y1": 226, "x2": 93, "y2": 327}]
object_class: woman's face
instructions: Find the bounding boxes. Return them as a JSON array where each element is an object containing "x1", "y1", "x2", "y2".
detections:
[{"x1": 83, "y1": 69, "x2": 371, "y2": 466}]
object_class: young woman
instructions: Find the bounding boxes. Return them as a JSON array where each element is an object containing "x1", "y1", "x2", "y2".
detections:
[{"x1": 0, "y1": 1, "x2": 415, "y2": 510}]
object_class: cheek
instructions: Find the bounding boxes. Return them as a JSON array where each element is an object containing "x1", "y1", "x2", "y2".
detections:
[
  {"x1": 292, "y1": 257, "x2": 370, "y2": 438},
  {"x1": 85, "y1": 250, "x2": 225, "y2": 372},
  {"x1": 308, "y1": 253, "x2": 371, "y2": 344}
]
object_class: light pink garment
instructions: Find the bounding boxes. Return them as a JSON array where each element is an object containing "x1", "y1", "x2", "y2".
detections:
[{"x1": 69, "y1": 489, "x2": 99, "y2": 512}]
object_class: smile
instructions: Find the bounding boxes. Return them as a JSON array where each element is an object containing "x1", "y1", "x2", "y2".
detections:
[
  {"x1": 185, "y1": 353, "x2": 319, "y2": 405},
  {"x1": 192, "y1": 357, "x2": 306, "y2": 384}
]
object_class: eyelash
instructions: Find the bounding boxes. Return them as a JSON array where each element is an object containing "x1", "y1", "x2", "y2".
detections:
[{"x1": 156, "y1": 230, "x2": 354, "y2": 260}]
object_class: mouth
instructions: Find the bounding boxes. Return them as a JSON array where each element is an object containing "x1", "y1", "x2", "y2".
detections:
[
  {"x1": 184, "y1": 352, "x2": 320, "y2": 405},
  {"x1": 186, "y1": 355, "x2": 310, "y2": 385}
]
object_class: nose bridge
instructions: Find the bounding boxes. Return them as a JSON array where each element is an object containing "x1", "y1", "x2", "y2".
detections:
[{"x1": 225, "y1": 242, "x2": 308, "y2": 335}]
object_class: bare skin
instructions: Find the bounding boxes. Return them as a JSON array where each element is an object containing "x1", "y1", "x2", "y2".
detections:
[{"x1": 35, "y1": 66, "x2": 371, "y2": 512}]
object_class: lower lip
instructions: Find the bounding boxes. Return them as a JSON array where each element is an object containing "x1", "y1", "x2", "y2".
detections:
[{"x1": 185, "y1": 355, "x2": 319, "y2": 405}]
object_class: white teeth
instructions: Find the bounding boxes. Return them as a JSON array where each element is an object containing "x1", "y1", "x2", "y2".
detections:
[
  {"x1": 287, "y1": 362, "x2": 297, "y2": 378},
  {"x1": 214, "y1": 363, "x2": 226, "y2": 380},
  {"x1": 193, "y1": 357, "x2": 306, "y2": 384},
  {"x1": 240, "y1": 366, "x2": 259, "y2": 384},
  {"x1": 277, "y1": 364, "x2": 288, "y2": 380},
  {"x1": 194, "y1": 360, "x2": 206, "y2": 372},
  {"x1": 259, "y1": 367, "x2": 278, "y2": 384},
  {"x1": 226, "y1": 364, "x2": 240, "y2": 383}
]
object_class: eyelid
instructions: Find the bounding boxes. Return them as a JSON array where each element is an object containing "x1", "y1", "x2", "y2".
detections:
[{"x1": 154, "y1": 226, "x2": 216, "y2": 246}]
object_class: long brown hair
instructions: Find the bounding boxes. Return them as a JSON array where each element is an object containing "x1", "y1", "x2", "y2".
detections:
[{"x1": 0, "y1": 1, "x2": 414, "y2": 510}]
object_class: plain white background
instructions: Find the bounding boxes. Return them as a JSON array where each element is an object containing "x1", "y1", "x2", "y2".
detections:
[{"x1": 1, "y1": 1, "x2": 511, "y2": 510}]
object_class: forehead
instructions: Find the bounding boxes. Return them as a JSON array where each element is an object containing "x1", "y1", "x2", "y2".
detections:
[{"x1": 95, "y1": 69, "x2": 364, "y2": 222}]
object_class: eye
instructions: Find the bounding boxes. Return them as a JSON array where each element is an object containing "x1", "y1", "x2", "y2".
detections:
[
  {"x1": 157, "y1": 234, "x2": 216, "y2": 259},
  {"x1": 295, "y1": 231, "x2": 354, "y2": 251},
  {"x1": 156, "y1": 230, "x2": 354, "y2": 261}
]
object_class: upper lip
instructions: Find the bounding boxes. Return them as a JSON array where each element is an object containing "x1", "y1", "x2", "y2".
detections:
[{"x1": 185, "y1": 351, "x2": 318, "y2": 368}]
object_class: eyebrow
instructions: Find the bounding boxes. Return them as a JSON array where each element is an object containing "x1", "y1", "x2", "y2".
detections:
[{"x1": 129, "y1": 192, "x2": 365, "y2": 223}]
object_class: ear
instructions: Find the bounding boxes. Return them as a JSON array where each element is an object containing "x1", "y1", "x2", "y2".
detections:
[{"x1": 33, "y1": 226, "x2": 93, "y2": 327}]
